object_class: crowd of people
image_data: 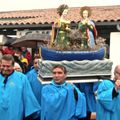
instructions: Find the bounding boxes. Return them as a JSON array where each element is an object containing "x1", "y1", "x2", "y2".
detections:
[
  {"x1": 0, "y1": 4, "x2": 118, "y2": 120},
  {"x1": 0, "y1": 46, "x2": 36, "y2": 73},
  {"x1": 0, "y1": 52, "x2": 87, "y2": 120},
  {"x1": 0, "y1": 53, "x2": 120, "y2": 120}
]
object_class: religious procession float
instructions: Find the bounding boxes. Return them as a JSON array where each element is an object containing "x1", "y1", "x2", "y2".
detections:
[{"x1": 38, "y1": 5, "x2": 113, "y2": 83}]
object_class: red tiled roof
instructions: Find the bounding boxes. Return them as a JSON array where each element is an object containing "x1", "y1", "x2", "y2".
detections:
[{"x1": 0, "y1": 5, "x2": 120, "y2": 26}]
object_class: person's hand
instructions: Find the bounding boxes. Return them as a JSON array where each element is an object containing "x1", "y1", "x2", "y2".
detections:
[{"x1": 115, "y1": 80, "x2": 120, "y2": 92}]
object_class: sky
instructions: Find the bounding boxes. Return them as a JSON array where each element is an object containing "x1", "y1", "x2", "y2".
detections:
[{"x1": 0, "y1": 0, "x2": 120, "y2": 12}]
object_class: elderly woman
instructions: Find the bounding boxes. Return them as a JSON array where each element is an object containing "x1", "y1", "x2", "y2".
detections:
[{"x1": 14, "y1": 62, "x2": 23, "y2": 72}]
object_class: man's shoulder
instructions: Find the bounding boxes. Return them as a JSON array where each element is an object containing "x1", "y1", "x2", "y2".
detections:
[
  {"x1": 98, "y1": 79, "x2": 114, "y2": 91},
  {"x1": 14, "y1": 71, "x2": 25, "y2": 75},
  {"x1": 13, "y1": 71, "x2": 27, "y2": 80},
  {"x1": 27, "y1": 69, "x2": 35, "y2": 75},
  {"x1": 101, "y1": 79, "x2": 114, "y2": 84},
  {"x1": 66, "y1": 83, "x2": 74, "y2": 89}
]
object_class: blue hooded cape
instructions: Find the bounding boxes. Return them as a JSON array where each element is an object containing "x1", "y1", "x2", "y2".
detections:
[
  {"x1": 0, "y1": 71, "x2": 41, "y2": 120},
  {"x1": 41, "y1": 80, "x2": 86, "y2": 120},
  {"x1": 96, "y1": 80, "x2": 120, "y2": 120},
  {"x1": 27, "y1": 68, "x2": 43, "y2": 105}
]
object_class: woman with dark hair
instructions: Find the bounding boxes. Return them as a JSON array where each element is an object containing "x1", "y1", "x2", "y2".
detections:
[
  {"x1": 78, "y1": 6, "x2": 97, "y2": 48},
  {"x1": 50, "y1": 4, "x2": 71, "y2": 50}
]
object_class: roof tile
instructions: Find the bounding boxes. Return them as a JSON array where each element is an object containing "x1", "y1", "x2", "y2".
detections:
[{"x1": 0, "y1": 5, "x2": 120, "y2": 25}]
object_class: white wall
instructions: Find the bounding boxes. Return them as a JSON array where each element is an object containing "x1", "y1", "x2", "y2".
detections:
[{"x1": 110, "y1": 32, "x2": 120, "y2": 78}]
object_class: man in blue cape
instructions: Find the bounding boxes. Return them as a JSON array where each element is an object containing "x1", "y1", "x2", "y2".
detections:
[
  {"x1": 96, "y1": 65, "x2": 120, "y2": 120},
  {"x1": 0, "y1": 54, "x2": 41, "y2": 120},
  {"x1": 41, "y1": 65, "x2": 86, "y2": 120}
]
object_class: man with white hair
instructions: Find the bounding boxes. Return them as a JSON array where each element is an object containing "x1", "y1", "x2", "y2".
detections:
[{"x1": 96, "y1": 65, "x2": 120, "y2": 120}]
